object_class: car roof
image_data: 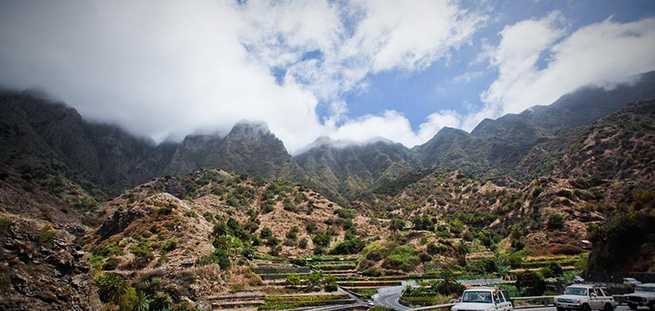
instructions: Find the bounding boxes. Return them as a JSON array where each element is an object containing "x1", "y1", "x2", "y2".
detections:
[
  {"x1": 567, "y1": 284, "x2": 599, "y2": 289},
  {"x1": 465, "y1": 287, "x2": 497, "y2": 291}
]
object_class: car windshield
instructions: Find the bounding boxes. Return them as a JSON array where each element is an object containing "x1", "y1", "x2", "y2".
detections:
[
  {"x1": 564, "y1": 287, "x2": 588, "y2": 296},
  {"x1": 636, "y1": 286, "x2": 655, "y2": 292},
  {"x1": 462, "y1": 291, "x2": 493, "y2": 303}
]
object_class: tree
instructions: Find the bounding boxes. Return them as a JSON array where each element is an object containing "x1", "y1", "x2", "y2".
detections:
[
  {"x1": 390, "y1": 218, "x2": 405, "y2": 232},
  {"x1": 516, "y1": 271, "x2": 545, "y2": 296},
  {"x1": 547, "y1": 213, "x2": 565, "y2": 230}
]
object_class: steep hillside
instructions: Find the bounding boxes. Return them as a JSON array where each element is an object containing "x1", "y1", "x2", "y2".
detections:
[
  {"x1": 295, "y1": 138, "x2": 417, "y2": 203},
  {"x1": 83, "y1": 169, "x2": 390, "y2": 309},
  {"x1": 0, "y1": 91, "x2": 176, "y2": 197}
]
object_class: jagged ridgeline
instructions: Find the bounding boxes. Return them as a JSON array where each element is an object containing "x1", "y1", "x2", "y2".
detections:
[{"x1": 1, "y1": 71, "x2": 654, "y2": 309}]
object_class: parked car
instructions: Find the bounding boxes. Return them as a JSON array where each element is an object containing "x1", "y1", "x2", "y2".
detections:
[
  {"x1": 451, "y1": 287, "x2": 513, "y2": 311},
  {"x1": 555, "y1": 284, "x2": 617, "y2": 311},
  {"x1": 626, "y1": 283, "x2": 655, "y2": 310},
  {"x1": 624, "y1": 278, "x2": 643, "y2": 287}
]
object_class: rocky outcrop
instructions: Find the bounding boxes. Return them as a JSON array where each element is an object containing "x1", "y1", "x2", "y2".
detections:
[{"x1": 0, "y1": 212, "x2": 98, "y2": 310}]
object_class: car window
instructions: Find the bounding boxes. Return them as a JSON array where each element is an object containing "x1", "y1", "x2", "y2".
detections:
[
  {"x1": 462, "y1": 291, "x2": 493, "y2": 303},
  {"x1": 500, "y1": 291, "x2": 508, "y2": 303},
  {"x1": 564, "y1": 287, "x2": 588, "y2": 296},
  {"x1": 493, "y1": 292, "x2": 501, "y2": 303}
]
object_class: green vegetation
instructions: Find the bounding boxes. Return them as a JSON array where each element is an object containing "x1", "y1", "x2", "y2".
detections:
[
  {"x1": 586, "y1": 191, "x2": 655, "y2": 278},
  {"x1": 258, "y1": 294, "x2": 348, "y2": 310},
  {"x1": 38, "y1": 225, "x2": 56, "y2": 246},
  {"x1": 547, "y1": 213, "x2": 565, "y2": 230},
  {"x1": 382, "y1": 245, "x2": 420, "y2": 272}
]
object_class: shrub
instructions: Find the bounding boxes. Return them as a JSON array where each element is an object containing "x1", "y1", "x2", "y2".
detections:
[
  {"x1": 299, "y1": 238, "x2": 308, "y2": 249},
  {"x1": 383, "y1": 245, "x2": 420, "y2": 272},
  {"x1": 38, "y1": 225, "x2": 56, "y2": 246},
  {"x1": 427, "y1": 243, "x2": 447, "y2": 255},
  {"x1": 312, "y1": 231, "x2": 332, "y2": 248},
  {"x1": 156, "y1": 204, "x2": 174, "y2": 216},
  {"x1": 335, "y1": 208, "x2": 356, "y2": 219},
  {"x1": 95, "y1": 273, "x2": 130, "y2": 303},
  {"x1": 161, "y1": 239, "x2": 177, "y2": 253},
  {"x1": 330, "y1": 237, "x2": 364, "y2": 255},
  {"x1": 260, "y1": 227, "x2": 273, "y2": 239},
  {"x1": 305, "y1": 223, "x2": 318, "y2": 234},
  {"x1": 516, "y1": 271, "x2": 545, "y2": 296},
  {"x1": 547, "y1": 213, "x2": 565, "y2": 230},
  {"x1": 0, "y1": 216, "x2": 11, "y2": 233},
  {"x1": 286, "y1": 226, "x2": 299, "y2": 241},
  {"x1": 542, "y1": 262, "x2": 563, "y2": 278}
]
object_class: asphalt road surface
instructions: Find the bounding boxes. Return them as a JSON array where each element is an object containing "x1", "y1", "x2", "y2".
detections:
[
  {"x1": 371, "y1": 284, "x2": 638, "y2": 311},
  {"x1": 372, "y1": 285, "x2": 411, "y2": 311},
  {"x1": 520, "y1": 307, "x2": 633, "y2": 311}
]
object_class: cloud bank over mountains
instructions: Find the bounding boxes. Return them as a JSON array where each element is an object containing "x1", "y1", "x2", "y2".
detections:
[{"x1": 1, "y1": 0, "x2": 654, "y2": 153}]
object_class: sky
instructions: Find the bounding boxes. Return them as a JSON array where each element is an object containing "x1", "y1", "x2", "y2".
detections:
[{"x1": 1, "y1": 0, "x2": 655, "y2": 153}]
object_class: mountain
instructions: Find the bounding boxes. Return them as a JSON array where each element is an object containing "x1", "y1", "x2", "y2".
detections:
[
  {"x1": 0, "y1": 90, "x2": 177, "y2": 198},
  {"x1": 294, "y1": 138, "x2": 417, "y2": 203},
  {"x1": 166, "y1": 122, "x2": 301, "y2": 179},
  {"x1": 0, "y1": 92, "x2": 305, "y2": 201},
  {"x1": 409, "y1": 71, "x2": 655, "y2": 182}
]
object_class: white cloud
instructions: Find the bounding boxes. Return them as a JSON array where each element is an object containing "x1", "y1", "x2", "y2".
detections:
[
  {"x1": 0, "y1": 0, "x2": 483, "y2": 153},
  {"x1": 477, "y1": 14, "x2": 655, "y2": 124},
  {"x1": 326, "y1": 110, "x2": 461, "y2": 147}
]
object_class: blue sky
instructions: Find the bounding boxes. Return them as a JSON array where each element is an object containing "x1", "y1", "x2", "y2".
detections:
[
  {"x1": 337, "y1": 0, "x2": 655, "y2": 132},
  {"x1": 1, "y1": 0, "x2": 655, "y2": 152}
]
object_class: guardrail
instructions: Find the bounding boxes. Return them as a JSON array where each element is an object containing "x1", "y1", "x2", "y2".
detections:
[
  {"x1": 511, "y1": 295, "x2": 555, "y2": 308},
  {"x1": 409, "y1": 303, "x2": 455, "y2": 310}
]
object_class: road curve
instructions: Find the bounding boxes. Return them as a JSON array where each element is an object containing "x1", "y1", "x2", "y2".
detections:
[{"x1": 372, "y1": 285, "x2": 411, "y2": 311}]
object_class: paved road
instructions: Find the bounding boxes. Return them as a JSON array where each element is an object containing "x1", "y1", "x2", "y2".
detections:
[
  {"x1": 372, "y1": 284, "x2": 411, "y2": 311},
  {"x1": 516, "y1": 307, "x2": 633, "y2": 311},
  {"x1": 371, "y1": 286, "x2": 638, "y2": 311}
]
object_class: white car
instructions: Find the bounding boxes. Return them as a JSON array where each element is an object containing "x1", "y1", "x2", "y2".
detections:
[
  {"x1": 555, "y1": 285, "x2": 617, "y2": 311},
  {"x1": 451, "y1": 287, "x2": 513, "y2": 311},
  {"x1": 626, "y1": 283, "x2": 655, "y2": 310}
]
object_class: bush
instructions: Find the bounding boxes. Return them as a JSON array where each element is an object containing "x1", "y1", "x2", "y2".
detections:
[
  {"x1": 161, "y1": 239, "x2": 177, "y2": 253},
  {"x1": 330, "y1": 237, "x2": 364, "y2": 255},
  {"x1": 197, "y1": 248, "x2": 231, "y2": 269},
  {"x1": 95, "y1": 273, "x2": 130, "y2": 303},
  {"x1": 516, "y1": 271, "x2": 545, "y2": 296},
  {"x1": 312, "y1": 231, "x2": 332, "y2": 248},
  {"x1": 299, "y1": 238, "x2": 308, "y2": 249},
  {"x1": 383, "y1": 245, "x2": 420, "y2": 272},
  {"x1": 547, "y1": 213, "x2": 565, "y2": 230},
  {"x1": 542, "y1": 262, "x2": 563, "y2": 278},
  {"x1": 305, "y1": 223, "x2": 318, "y2": 234},
  {"x1": 38, "y1": 225, "x2": 56, "y2": 246},
  {"x1": 260, "y1": 227, "x2": 273, "y2": 239},
  {"x1": 335, "y1": 208, "x2": 356, "y2": 219},
  {"x1": 286, "y1": 226, "x2": 299, "y2": 241},
  {"x1": 427, "y1": 243, "x2": 447, "y2": 255},
  {"x1": 156, "y1": 204, "x2": 174, "y2": 216}
]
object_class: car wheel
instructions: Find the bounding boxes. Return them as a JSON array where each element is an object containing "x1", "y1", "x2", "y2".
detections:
[
  {"x1": 628, "y1": 303, "x2": 637, "y2": 310},
  {"x1": 649, "y1": 301, "x2": 654, "y2": 311},
  {"x1": 557, "y1": 307, "x2": 565, "y2": 311},
  {"x1": 582, "y1": 303, "x2": 591, "y2": 311},
  {"x1": 604, "y1": 303, "x2": 613, "y2": 311}
]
